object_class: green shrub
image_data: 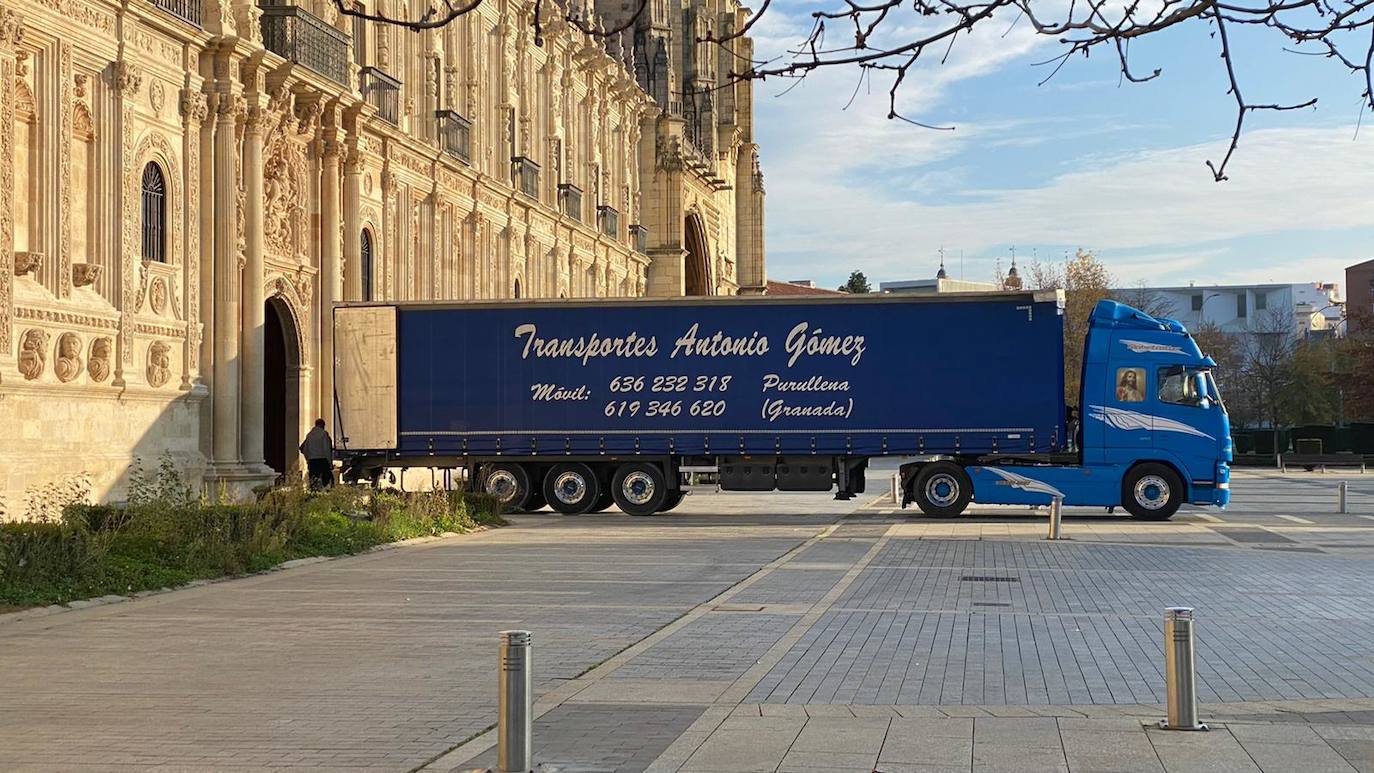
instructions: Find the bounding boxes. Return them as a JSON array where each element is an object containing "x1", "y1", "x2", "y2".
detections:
[{"x1": 0, "y1": 479, "x2": 505, "y2": 609}]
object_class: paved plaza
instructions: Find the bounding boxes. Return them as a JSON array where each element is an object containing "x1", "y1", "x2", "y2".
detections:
[{"x1": 2, "y1": 468, "x2": 1374, "y2": 772}]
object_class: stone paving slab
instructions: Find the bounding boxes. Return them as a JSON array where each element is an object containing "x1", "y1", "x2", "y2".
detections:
[
  {"x1": 649, "y1": 714, "x2": 1374, "y2": 773},
  {"x1": 0, "y1": 512, "x2": 841, "y2": 771}
]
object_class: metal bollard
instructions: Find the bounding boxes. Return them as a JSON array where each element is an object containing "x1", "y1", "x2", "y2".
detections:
[
  {"x1": 498, "y1": 630, "x2": 533, "y2": 772},
  {"x1": 1046, "y1": 496, "x2": 1063, "y2": 540},
  {"x1": 891, "y1": 473, "x2": 901, "y2": 505},
  {"x1": 1339, "y1": 481, "x2": 1348, "y2": 514},
  {"x1": 1160, "y1": 608, "x2": 1208, "y2": 731}
]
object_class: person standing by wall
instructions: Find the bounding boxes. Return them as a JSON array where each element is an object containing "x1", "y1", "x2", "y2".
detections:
[{"x1": 299, "y1": 419, "x2": 334, "y2": 490}]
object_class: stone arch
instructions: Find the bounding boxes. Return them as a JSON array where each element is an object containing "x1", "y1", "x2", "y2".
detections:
[
  {"x1": 264, "y1": 292, "x2": 304, "y2": 481},
  {"x1": 683, "y1": 210, "x2": 712, "y2": 296},
  {"x1": 267, "y1": 275, "x2": 312, "y2": 365}
]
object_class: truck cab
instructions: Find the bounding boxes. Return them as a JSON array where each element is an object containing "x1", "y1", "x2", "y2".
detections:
[
  {"x1": 907, "y1": 299, "x2": 1231, "y2": 520},
  {"x1": 1080, "y1": 299, "x2": 1232, "y2": 515}
]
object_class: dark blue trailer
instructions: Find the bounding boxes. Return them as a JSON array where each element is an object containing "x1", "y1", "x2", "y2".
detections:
[{"x1": 333, "y1": 292, "x2": 1231, "y2": 519}]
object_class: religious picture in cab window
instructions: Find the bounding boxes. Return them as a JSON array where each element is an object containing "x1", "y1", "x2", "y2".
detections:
[{"x1": 1115, "y1": 368, "x2": 1146, "y2": 403}]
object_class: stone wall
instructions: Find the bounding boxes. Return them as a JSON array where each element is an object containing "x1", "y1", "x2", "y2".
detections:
[{"x1": 0, "y1": 0, "x2": 765, "y2": 514}]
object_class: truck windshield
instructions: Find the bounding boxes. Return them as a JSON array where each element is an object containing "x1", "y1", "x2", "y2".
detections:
[{"x1": 1158, "y1": 366, "x2": 1216, "y2": 408}]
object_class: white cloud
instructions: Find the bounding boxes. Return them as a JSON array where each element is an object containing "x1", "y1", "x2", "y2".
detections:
[{"x1": 763, "y1": 125, "x2": 1374, "y2": 287}]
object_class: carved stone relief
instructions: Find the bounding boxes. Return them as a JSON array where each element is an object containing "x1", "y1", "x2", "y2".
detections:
[
  {"x1": 54, "y1": 332, "x2": 82, "y2": 382},
  {"x1": 18, "y1": 328, "x2": 48, "y2": 380},
  {"x1": 146, "y1": 341, "x2": 171, "y2": 387},
  {"x1": 87, "y1": 337, "x2": 111, "y2": 382},
  {"x1": 149, "y1": 276, "x2": 167, "y2": 315}
]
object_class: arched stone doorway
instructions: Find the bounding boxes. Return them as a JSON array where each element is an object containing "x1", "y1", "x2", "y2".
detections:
[
  {"x1": 264, "y1": 297, "x2": 302, "y2": 482},
  {"x1": 683, "y1": 213, "x2": 712, "y2": 296}
]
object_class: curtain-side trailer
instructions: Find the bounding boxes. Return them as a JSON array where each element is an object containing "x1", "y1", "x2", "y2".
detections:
[{"x1": 332, "y1": 292, "x2": 1231, "y2": 519}]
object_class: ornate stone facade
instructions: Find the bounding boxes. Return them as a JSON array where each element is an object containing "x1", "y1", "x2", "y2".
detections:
[{"x1": 0, "y1": 0, "x2": 765, "y2": 510}]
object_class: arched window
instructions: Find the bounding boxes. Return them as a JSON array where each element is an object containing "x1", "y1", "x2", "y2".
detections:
[
  {"x1": 140, "y1": 162, "x2": 167, "y2": 263},
  {"x1": 513, "y1": 278, "x2": 522, "y2": 299},
  {"x1": 360, "y1": 228, "x2": 374, "y2": 301}
]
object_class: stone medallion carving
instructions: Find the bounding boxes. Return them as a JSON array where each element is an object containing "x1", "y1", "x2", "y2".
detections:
[
  {"x1": 88, "y1": 337, "x2": 111, "y2": 383},
  {"x1": 54, "y1": 333, "x2": 82, "y2": 383},
  {"x1": 149, "y1": 276, "x2": 167, "y2": 315},
  {"x1": 18, "y1": 328, "x2": 49, "y2": 380},
  {"x1": 149, "y1": 80, "x2": 165, "y2": 114},
  {"x1": 146, "y1": 341, "x2": 171, "y2": 388}
]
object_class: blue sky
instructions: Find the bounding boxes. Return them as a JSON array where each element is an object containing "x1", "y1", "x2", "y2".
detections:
[{"x1": 750, "y1": 5, "x2": 1374, "y2": 292}]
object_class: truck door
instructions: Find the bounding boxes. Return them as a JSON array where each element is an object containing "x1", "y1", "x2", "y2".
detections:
[{"x1": 1093, "y1": 364, "x2": 1154, "y2": 458}]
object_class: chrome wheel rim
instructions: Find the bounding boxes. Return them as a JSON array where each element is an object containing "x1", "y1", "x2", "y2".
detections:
[
  {"x1": 485, "y1": 470, "x2": 519, "y2": 504},
  {"x1": 924, "y1": 474, "x2": 960, "y2": 508},
  {"x1": 1134, "y1": 475, "x2": 1170, "y2": 510},
  {"x1": 553, "y1": 471, "x2": 588, "y2": 505},
  {"x1": 622, "y1": 471, "x2": 656, "y2": 506}
]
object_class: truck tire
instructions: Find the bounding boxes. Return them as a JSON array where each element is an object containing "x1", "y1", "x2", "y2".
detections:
[
  {"x1": 659, "y1": 490, "x2": 686, "y2": 512},
  {"x1": 612, "y1": 463, "x2": 668, "y2": 516},
  {"x1": 911, "y1": 462, "x2": 973, "y2": 517},
  {"x1": 1121, "y1": 463, "x2": 1183, "y2": 520},
  {"x1": 482, "y1": 463, "x2": 533, "y2": 512},
  {"x1": 544, "y1": 463, "x2": 602, "y2": 516}
]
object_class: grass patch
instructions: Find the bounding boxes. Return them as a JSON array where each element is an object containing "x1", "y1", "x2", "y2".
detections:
[{"x1": 0, "y1": 460, "x2": 503, "y2": 609}]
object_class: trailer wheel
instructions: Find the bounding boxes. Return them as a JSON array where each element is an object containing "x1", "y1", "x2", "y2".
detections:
[
  {"x1": 911, "y1": 462, "x2": 973, "y2": 517},
  {"x1": 612, "y1": 463, "x2": 668, "y2": 516},
  {"x1": 1121, "y1": 463, "x2": 1182, "y2": 520},
  {"x1": 543, "y1": 463, "x2": 602, "y2": 516},
  {"x1": 659, "y1": 490, "x2": 686, "y2": 513},
  {"x1": 481, "y1": 463, "x2": 533, "y2": 512}
]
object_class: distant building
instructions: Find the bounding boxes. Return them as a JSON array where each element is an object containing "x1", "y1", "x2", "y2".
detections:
[
  {"x1": 1130, "y1": 283, "x2": 1344, "y2": 338},
  {"x1": 765, "y1": 280, "x2": 843, "y2": 296},
  {"x1": 879, "y1": 278, "x2": 1003, "y2": 295},
  {"x1": 880, "y1": 257, "x2": 1002, "y2": 295},
  {"x1": 1348, "y1": 260, "x2": 1374, "y2": 332}
]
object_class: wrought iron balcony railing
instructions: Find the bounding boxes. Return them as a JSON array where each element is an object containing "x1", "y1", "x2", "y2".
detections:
[
  {"x1": 629, "y1": 224, "x2": 647, "y2": 254},
  {"x1": 558, "y1": 183, "x2": 583, "y2": 222},
  {"x1": 597, "y1": 205, "x2": 620, "y2": 239},
  {"x1": 260, "y1": 4, "x2": 350, "y2": 87},
  {"x1": 512, "y1": 156, "x2": 540, "y2": 200},
  {"x1": 360, "y1": 67, "x2": 401, "y2": 125},
  {"x1": 436, "y1": 110, "x2": 471, "y2": 163},
  {"x1": 151, "y1": 0, "x2": 201, "y2": 26}
]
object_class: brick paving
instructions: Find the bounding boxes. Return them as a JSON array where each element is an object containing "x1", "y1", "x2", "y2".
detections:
[{"x1": 7, "y1": 469, "x2": 1374, "y2": 772}]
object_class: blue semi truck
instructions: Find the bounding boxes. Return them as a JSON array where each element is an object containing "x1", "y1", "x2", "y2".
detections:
[{"x1": 331, "y1": 291, "x2": 1231, "y2": 519}]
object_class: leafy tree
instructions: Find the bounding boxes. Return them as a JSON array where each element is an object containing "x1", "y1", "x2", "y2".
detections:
[
  {"x1": 1029, "y1": 249, "x2": 1114, "y2": 405},
  {"x1": 838, "y1": 271, "x2": 871, "y2": 294}
]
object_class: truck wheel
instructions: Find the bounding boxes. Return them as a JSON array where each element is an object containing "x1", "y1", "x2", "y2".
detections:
[
  {"x1": 482, "y1": 463, "x2": 533, "y2": 512},
  {"x1": 544, "y1": 463, "x2": 602, "y2": 516},
  {"x1": 659, "y1": 490, "x2": 686, "y2": 513},
  {"x1": 612, "y1": 463, "x2": 668, "y2": 516},
  {"x1": 912, "y1": 462, "x2": 973, "y2": 517},
  {"x1": 1121, "y1": 463, "x2": 1183, "y2": 520}
]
